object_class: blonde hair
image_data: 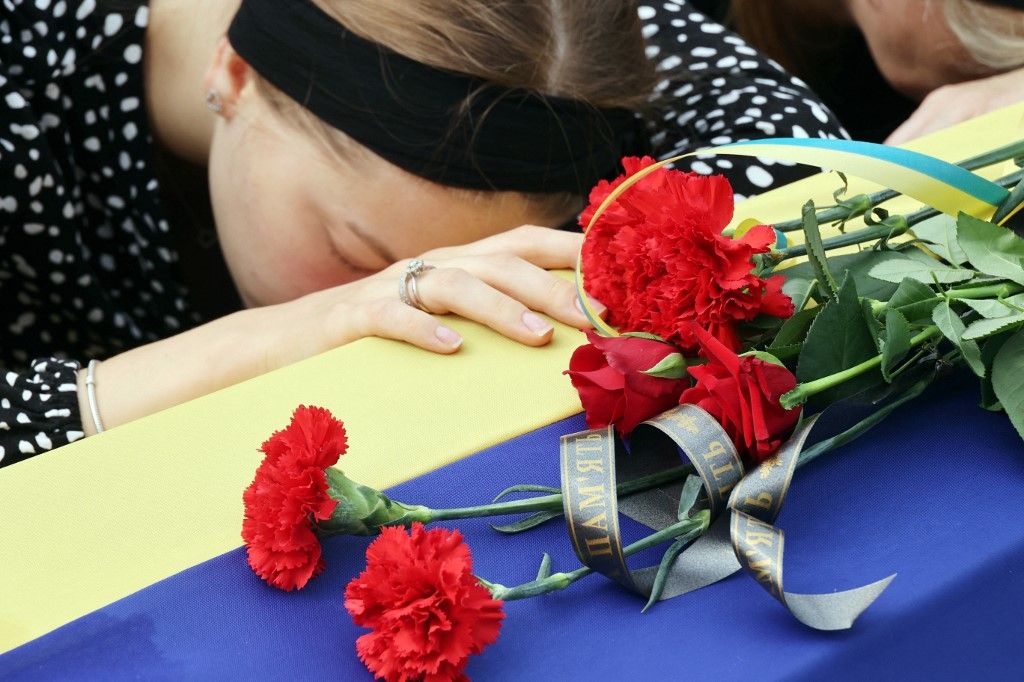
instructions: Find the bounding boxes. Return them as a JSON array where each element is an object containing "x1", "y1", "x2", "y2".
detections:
[
  {"x1": 252, "y1": 1, "x2": 657, "y2": 218},
  {"x1": 943, "y1": 0, "x2": 1024, "y2": 71}
]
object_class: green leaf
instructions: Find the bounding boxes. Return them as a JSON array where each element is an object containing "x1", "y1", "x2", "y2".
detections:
[
  {"x1": 801, "y1": 200, "x2": 839, "y2": 301},
  {"x1": 861, "y1": 299, "x2": 884, "y2": 352},
  {"x1": 490, "y1": 511, "x2": 562, "y2": 534},
  {"x1": 910, "y1": 214, "x2": 968, "y2": 265},
  {"x1": 992, "y1": 328, "x2": 1024, "y2": 442},
  {"x1": 640, "y1": 518, "x2": 707, "y2": 613},
  {"x1": 868, "y1": 256, "x2": 975, "y2": 284},
  {"x1": 980, "y1": 333, "x2": 1013, "y2": 411},
  {"x1": 677, "y1": 475, "x2": 704, "y2": 521},
  {"x1": 956, "y1": 212, "x2": 1024, "y2": 286},
  {"x1": 491, "y1": 484, "x2": 560, "y2": 503},
  {"x1": 932, "y1": 301, "x2": 985, "y2": 377},
  {"x1": 880, "y1": 309, "x2": 912, "y2": 381},
  {"x1": 536, "y1": 553, "x2": 552, "y2": 580},
  {"x1": 962, "y1": 313, "x2": 1024, "y2": 341},
  {"x1": 887, "y1": 277, "x2": 941, "y2": 324},
  {"x1": 643, "y1": 352, "x2": 690, "y2": 379},
  {"x1": 960, "y1": 293, "x2": 1024, "y2": 319},
  {"x1": 769, "y1": 307, "x2": 819, "y2": 351},
  {"x1": 780, "y1": 250, "x2": 900, "y2": 302},
  {"x1": 740, "y1": 350, "x2": 785, "y2": 366},
  {"x1": 781, "y1": 276, "x2": 816, "y2": 311},
  {"x1": 796, "y1": 277, "x2": 882, "y2": 408}
]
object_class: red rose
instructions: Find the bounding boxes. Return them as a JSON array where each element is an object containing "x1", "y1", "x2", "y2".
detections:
[
  {"x1": 580, "y1": 156, "x2": 793, "y2": 351},
  {"x1": 345, "y1": 523, "x2": 505, "y2": 682},
  {"x1": 242, "y1": 405, "x2": 348, "y2": 591},
  {"x1": 566, "y1": 330, "x2": 690, "y2": 435},
  {"x1": 680, "y1": 325, "x2": 800, "y2": 463}
]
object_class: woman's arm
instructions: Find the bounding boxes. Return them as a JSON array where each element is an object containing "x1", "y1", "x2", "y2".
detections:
[
  {"x1": 70, "y1": 225, "x2": 590, "y2": 437},
  {"x1": 639, "y1": 2, "x2": 849, "y2": 198}
]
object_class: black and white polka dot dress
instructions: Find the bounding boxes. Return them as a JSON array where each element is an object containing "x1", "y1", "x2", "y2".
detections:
[{"x1": 0, "y1": 0, "x2": 845, "y2": 468}]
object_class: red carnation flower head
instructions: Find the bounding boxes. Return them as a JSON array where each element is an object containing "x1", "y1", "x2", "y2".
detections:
[
  {"x1": 259, "y1": 404, "x2": 348, "y2": 470},
  {"x1": 680, "y1": 325, "x2": 800, "y2": 464},
  {"x1": 566, "y1": 330, "x2": 690, "y2": 435},
  {"x1": 345, "y1": 523, "x2": 505, "y2": 682},
  {"x1": 242, "y1": 405, "x2": 349, "y2": 591},
  {"x1": 579, "y1": 156, "x2": 793, "y2": 351}
]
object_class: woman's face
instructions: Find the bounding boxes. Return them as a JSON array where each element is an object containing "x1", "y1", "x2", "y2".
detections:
[
  {"x1": 205, "y1": 52, "x2": 573, "y2": 308},
  {"x1": 846, "y1": 0, "x2": 992, "y2": 99}
]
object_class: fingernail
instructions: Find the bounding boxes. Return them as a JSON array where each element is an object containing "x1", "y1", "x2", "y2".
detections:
[
  {"x1": 435, "y1": 326, "x2": 463, "y2": 348},
  {"x1": 575, "y1": 295, "x2": 607, "y2": 316},
  {"x1": 522, "y1": 311, "x2": 553, "y2": 335}
]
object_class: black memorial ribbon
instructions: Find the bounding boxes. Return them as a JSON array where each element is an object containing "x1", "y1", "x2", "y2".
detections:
[{"x1": 559, "y1": 405, "x2": 895, "y2": 630}]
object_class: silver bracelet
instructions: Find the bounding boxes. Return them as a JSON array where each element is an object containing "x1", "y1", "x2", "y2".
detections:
[{"x1": 84, "y1": 359, "x2": 105, "y2": 434}]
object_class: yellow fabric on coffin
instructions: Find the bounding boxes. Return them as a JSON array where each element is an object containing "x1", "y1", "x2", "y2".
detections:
[
  {"x1": 0, "y1": 325, "x2": 583, "y2": 653},
  {"x1": 0, "y1": 101, "x2": 1022, "y2": 654}
]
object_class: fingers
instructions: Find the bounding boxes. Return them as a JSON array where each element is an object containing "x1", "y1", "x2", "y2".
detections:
[
  {"x1": 414, "y1": 267, "x2": 557, "y2": 347},
  {"x1": 347, "y1": 299, "x2": 464, "y2": 354},
  {"x1": 450, "y1": 253, "x2": 599, "y2": 328},
  {"x1": 424, "y1": 225, "x2": 583, "y2": 270}
]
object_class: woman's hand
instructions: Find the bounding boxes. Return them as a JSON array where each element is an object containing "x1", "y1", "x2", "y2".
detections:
[
  {"x1": 886, "y1": 68, "x2": 1024, "y2": 145},
  {"x1": 261, "y1": 224, "x2": 597, "y2": 368},
  {"x1": 80, "y1": 225, "x2": 600, "y2": 433}
]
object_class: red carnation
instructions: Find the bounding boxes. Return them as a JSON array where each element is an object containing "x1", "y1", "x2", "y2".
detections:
[
  {"x1": 242, "y1": 405, "x2": 349, "y2": 591},
  {"x1": 680, "y1": 325, "x2": 800, "y2": 463},
  {"x1": 566, "y1": 330, "x2": 690, "y2": 435},
  {"x1": 580, "y1": 156, "x2": 793, "y2": 351},
  {"x1": 345, "y1": 523, "x2": 505, "y2": 682}
]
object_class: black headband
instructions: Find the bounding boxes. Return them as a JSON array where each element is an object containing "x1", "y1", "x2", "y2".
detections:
[
  {"x1": 975, "y1": 0, "x2": 1024, "y2": 8},
  {"x1": 227, "y1": 0, "x2": 650, "y2": 195}
]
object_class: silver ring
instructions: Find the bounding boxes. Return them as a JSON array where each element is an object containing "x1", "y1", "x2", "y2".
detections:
[{"x1": 399, "y1": 259, "x2": 436, "y2": 312}]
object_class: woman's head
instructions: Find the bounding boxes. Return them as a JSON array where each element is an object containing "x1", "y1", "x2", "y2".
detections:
[
  {"x1": 203, "y1": 0, "x2": 655, "y2": 307},
  {"x1": 731, "y1": 0, "x2": 1024, "y2": 101},
  {"x1": 845, "y1": 0, "x2": 1024, "y2": 98}
]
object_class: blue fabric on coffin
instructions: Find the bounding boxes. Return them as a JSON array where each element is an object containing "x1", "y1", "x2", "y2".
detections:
[{"x1": 2, "y1": 371, "x2": 1022, "y2": 680}]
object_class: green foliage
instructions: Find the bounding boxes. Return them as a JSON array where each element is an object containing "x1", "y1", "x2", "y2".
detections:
[
  {"x1": 768, "y1": 307, "x2": 819, "y2": 359},
  {"x1": 801, "y1": 200, "x2": 839, "y2": 300},
  {"x1": 887, "y1": 277, "x2": 941, "y2": 324},
  {"x1": 643, "y1": 352, "x2": 691, "y2": 379},
  {"x1": 931, "y1": 301, "x2": 985, "y2": 377},
  {"x1": 868, "y1": 256, "x2": 975, "y2": 284},
  {"x1": 910, "y1": 214, "x2": 968, "y2": 265},
  {"x1": 781, "y1": 250, "x2": 901, "y2": 303},
  {"x1": 796, "y1": 277, "x2": 882, "y2": 408},
  {"x1": 881, "y1": 309, "x2": 912, "y2": 382},
  {"x1": 992, "y1": 328, "x2": 1024, "y2": 441},
  {"x1": 960, "y1": 293, "x2": 1024, "y2": 319},
  {"x1": 956, "y1": 213, "x2": 1024, "y2": 286},
  {"x1": 980, "y1": 333, "x2": 1013, "y2": 411},
  {"x1": 962, "y1": 313, "x2": 1024, "y2": 341}
]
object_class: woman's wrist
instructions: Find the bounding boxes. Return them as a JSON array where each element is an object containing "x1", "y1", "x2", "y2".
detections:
[{"x1": 77, "y1": 306, "x2": 285, "y2": 433}]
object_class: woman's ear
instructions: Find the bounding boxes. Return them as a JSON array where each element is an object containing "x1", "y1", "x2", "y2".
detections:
[{"x1": 203, "y1": 37, "x2": 252, "y2": 119}]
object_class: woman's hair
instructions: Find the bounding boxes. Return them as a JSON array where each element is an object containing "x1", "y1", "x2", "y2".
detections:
[
  {"x1": 252, "y1": 0, "x2": 658, "y2": 219},
  {"x1": 943, "y1": 0, "x2": 1024, "y2": 71},
  {"x1": 730, "y1": 0, "x2": 1024, "y2": 80}
]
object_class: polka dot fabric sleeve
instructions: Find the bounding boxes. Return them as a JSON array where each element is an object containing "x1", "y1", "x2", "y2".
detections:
[
  {"x1": 639, "y1": 1, "x2": 849, "y2": 200},
  {"x1": 0, "y1": 358, "x2": 85, "y2": 467}
]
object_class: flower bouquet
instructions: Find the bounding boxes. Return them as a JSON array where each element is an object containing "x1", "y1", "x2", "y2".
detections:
[{"x1": 241, "y1": 138, "x2": 1024, "y2": 680}]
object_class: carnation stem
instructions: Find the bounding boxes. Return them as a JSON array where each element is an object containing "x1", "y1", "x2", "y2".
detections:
[
  {"x1": 772, "y1": 141, "x2": 1024, "y2": 233},
  {"x1": 404, "y1": 464, "x2": 693, "y2": 524},
  {"x1": 482, "y1": 511, "x2": 710, "y2": 602},
  {"x1": 780, "y1": 326, "x2": 942, "y2": 409}
]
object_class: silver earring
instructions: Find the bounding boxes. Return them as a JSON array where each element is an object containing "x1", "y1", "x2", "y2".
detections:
[{"x1": 205, "y1": 89, "x2": 223, "y2": 114}]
